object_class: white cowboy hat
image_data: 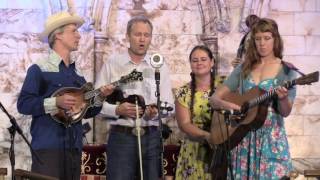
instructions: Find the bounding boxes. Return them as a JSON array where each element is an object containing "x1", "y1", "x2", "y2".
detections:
[{"x1": 41, "y1": 11, "x2": 84, "y2": 40}]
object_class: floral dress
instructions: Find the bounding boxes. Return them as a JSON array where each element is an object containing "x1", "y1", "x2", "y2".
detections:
[
  {"x1": 224, "y1": 65, "x2": 297, "y2": 180},
  {"x1": 175, "y1": 84, "x2": 212, "y2": 180}
]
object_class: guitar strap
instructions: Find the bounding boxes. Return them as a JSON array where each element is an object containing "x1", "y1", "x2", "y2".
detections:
[
  {"x1": 272, "y1": 60, "x2": 303, "y2": 113},
  {"x1": 281, "y1": 60, "x2": 306, "y2": 76}
]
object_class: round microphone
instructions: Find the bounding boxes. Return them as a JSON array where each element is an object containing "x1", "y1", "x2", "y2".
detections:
[{"x1": 150, "y1": 53, "x2": 164, "y2": 69}]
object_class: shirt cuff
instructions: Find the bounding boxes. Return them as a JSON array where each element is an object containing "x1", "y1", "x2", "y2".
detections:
[
  {"x1": 100, "y1": 102, "x2": 119, "y2": 118},
  {"x1": 44, "y1": 97, "x2": 58, "y2": 115}
]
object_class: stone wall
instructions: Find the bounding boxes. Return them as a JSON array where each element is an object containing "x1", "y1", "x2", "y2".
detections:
[{"x1": 0, "y1": 0, "x2": 319, "y2": 179}]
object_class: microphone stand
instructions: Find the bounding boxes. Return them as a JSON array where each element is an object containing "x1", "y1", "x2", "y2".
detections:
[
  {"x1": 0, "y1": 102, "x2": 42, "y2": 180},
  {"x1": 223, "y1": 112, "x2": 234, "y2": 180},
  {"x1": 154, "y1": 68, "x2": 165, "y2": 180}
]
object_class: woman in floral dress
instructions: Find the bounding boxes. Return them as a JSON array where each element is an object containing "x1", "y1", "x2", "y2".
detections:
[
  {"x1": 175, "y1": 45, "x2": 217, "y2": 180},
  {"x1": 210, "y1": 18, "x2": 297, "y2": 179}
]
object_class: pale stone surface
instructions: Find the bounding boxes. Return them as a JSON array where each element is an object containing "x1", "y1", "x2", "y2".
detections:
[
  {"x1": 285, "y1": 115, "x2": 304, "y2": 136},
  {"x1": 288, "y1": 136, "x2": 320, "y2": 158},
  {"x1": 304, "y1": 115, "x2": 320, "y2": 135},
  {"x1": 286, "y1": 55, "x2": 320, "y2": 74},
  {"x1": 293, "y1": 96, "x2": 320, "y2": 115},
  {"x1": 269, "y1": 12, "x2": 295, "y2": 35},
  {"x1": 107, "y1": 9, "x2": 202, "y2": 35},
  {"x1": 293, "y1": 158, "x2": 320, "y2": 178},
  {"x1": 3, "y1": 0, "x2": 47, "y2": 9},
  {"x1": 75, "y1": 32, "x2": 95, "y2": 82},
  {"x1": 294, "y1": 12, "x2": 320, "y2": 35},
  {"x1": 151, "y1": 34, "x2": 201, "y2": 55},
  {"x1": 286, "y1": 55, "x2": 320, "y2": 96},
  {"x1": 296, "y1": 84, "x2": 320, "y2": 97},
  {"x1": 306, "y1": 36, "x2": 320, "y2": 55},
  {"x1": 163, "y1": 53, "x2": 190, "y2": 74},
  {"x1": 113, "y1": 0, "x2": 199, "y2": 11},
  {"x1": 282, "y1": 35, "x2": 306, "y2": 55},
  {"x1": 0, "y1": 9, "x2": 45, "y2": 33},
  {"x1": 170, "y1": 74, "x2": 192, "y2": 89},
  {"x1": 270, "y1": 0, "x2": 317, "y2": 12}
]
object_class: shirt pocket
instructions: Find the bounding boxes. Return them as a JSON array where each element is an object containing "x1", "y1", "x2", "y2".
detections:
[{"x1": 47, "y1": 76, "x2": 67, "y2": 96}]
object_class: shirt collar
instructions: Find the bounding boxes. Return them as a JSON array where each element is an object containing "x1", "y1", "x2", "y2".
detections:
[
  {"x1": 49, "y1": 50, "x2": 76, "y2": 67},
  {"x1": 121, "y1": 49, "x2": 151, "y2": 66},
  {"x1": 48, "y1": 50, "x2": 62, "y2": 67}
]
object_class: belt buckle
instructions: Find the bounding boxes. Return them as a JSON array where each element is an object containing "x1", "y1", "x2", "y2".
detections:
[{"x1": 132, "y1": 127, "x2": 145, "y2": 136}]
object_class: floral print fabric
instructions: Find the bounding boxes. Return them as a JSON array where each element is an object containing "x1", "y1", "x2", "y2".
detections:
[
  {"x1": 225, "y1": 67, "x2": 296, "y2": 180},
  {"x1": 175, "y1": 84, "x2": 212, "y2": 180}
]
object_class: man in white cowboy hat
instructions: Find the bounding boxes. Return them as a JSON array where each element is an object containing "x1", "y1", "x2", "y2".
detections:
[{"x1": 17, "y1": 11, "x2": 113, "y2": 179}]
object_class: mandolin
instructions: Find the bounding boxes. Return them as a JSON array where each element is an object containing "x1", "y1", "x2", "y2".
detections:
[
  {"x1": 51, "y1": 69, "x2": 143, "y2": 127},
  {"x1": 210, "y1": 71, "x2": 319, "y2": 149}
]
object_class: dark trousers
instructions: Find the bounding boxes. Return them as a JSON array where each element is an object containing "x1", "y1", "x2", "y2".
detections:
[
  {"x1": 107, "y1": 128, "x2": 161, "y2": 180},
  {"x1": 31, "y1": 149, "x2": 81, "y2": 180}
]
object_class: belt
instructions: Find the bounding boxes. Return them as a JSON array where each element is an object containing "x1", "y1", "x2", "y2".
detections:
[{"x1": 110, "y1": 125, "x2": 158, "y2": 135}]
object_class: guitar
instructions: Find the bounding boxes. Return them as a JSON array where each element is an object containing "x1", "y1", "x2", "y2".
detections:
[
  {"x1": 51, "y1": 69, "x2": 143, "y2": 127},
  {"x1": 210, "y1": 71, "x2": 319, "y2": 149}
]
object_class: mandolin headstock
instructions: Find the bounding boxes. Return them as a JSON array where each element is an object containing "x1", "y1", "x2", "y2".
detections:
[{"x1": 118, "y1": 69, "x2": 143, "y2": 85}]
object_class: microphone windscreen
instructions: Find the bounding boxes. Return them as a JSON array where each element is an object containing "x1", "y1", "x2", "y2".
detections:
[{"x1": 150, "y1": 53, "x2": 164, "y2": 68}]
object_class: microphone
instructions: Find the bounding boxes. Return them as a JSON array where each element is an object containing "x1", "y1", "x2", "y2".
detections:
[
  {"x1": 150, "y1": 53, "x2": 164, "y2": 69},
  {"x1": 150, "y1": 53, "x2": 164, "y2": 82},
  {"x1": 213, "y1": 109, "x2": 243, "y2": 116}
]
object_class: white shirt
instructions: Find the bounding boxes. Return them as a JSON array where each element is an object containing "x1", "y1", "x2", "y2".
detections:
[{"x1": 95, "y1": 50, "x2": 174, "y2": 127}]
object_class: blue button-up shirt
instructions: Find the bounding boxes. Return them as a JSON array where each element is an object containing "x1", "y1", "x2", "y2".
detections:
[{"x1": 17, "y1": 51, "x2": 101, "y2": 150}]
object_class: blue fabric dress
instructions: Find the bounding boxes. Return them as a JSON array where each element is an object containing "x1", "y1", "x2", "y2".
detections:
[{"x1": 223, "y1": 64, "x2": 297, "y2": 179}]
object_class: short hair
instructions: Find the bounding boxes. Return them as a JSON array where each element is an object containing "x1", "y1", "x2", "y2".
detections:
[
  {"x1": 126, "y1": 16, "x2": 153, "y2": 35},
  {"x1": 48, "y1": 26, "x2": 65, "y2": 48}
]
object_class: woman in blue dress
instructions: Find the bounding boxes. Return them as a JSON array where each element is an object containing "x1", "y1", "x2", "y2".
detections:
[{"x1": 210, "y1": 18, "x2": 297, "y2": 179}]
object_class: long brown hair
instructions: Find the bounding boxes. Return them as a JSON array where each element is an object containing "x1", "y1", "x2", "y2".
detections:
[{"x1": 242, "y1": 18, "x2": 283, "y2": 77}]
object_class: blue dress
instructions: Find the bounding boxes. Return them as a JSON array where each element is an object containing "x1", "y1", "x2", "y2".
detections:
[{"x1": 223, "y1": 65, "x2": 297, "y2": 179}]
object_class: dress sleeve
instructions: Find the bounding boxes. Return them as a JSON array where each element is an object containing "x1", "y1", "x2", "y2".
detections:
[
  {"x1": 175, "y1": 85, "x2": 190, "y2": 108},
  {"x1": 284, "y1": 69, "x2": 297, "y2": 102},
  {"x1": 223, "y1": 65, "x2": 242, "y2": 92}
]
